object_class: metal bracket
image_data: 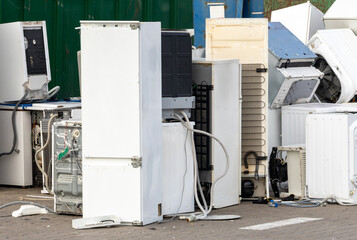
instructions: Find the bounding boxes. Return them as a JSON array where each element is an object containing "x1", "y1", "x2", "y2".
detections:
[
  {"x1": 132, "y1": 220, "x2": 143, "y2": 226},
  {"x1": 131, "y1": 156, "x2": 142, "y2": 168},
  {"x1": 256, "y1": 68, "x2": 268, "y2": 73}
]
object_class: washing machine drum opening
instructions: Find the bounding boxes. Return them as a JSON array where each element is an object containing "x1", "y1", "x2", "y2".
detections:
[{"x1": 314, "y1": 56, "x2": 341, "y2": 103}]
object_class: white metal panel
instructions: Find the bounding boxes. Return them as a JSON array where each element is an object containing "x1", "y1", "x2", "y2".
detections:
[
  {"x1": 282, "y1": 103, "x2": 339, "y2": 146},
  {"x1": 205, "y1": 18, "x2": 269, "y2": 198},
  {"x1": 308, "y1": 3, "x2": 326, "y2": 41},
  {"x1": 0, "y1": 22, "x2": 28, "y2": 102},
  {"x1": 83, "y1": 158, "x2": 141, "y2": 221},
  {"x1": 211, "y1": 60, "x2": 240, "y2": 207},
  {"x1": 162, "y1": 122, "x2": 194, "y2": 215},
  {"x1": 324, "y1": 0, "x2": 357, "y2": 35},
  {"x1": 308, "y1": 29, "x2": 357, "y2": 103},
  {"x1": 271, "y1": 2, "x2": 325, "y2": 44},
  {"x1": 81, "y1": 23, "x2": 141, "y2": 158},
  {"x1": 268, "y1": 109, "x2": 281, "y2": 157},
  {"x1": 306, "y1": 113, "x2": 357, "y2": 203},
  {"x1": 0, "y1": 110, "x2": 32, "y2": 186},
  {"x1": 139, "y1": 22, "x2": 162, "y2": 225}
]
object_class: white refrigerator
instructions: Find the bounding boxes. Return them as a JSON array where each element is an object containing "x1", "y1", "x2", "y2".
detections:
[{"x1": 80, "y1": 21, "x2": 162, "y2": 225}]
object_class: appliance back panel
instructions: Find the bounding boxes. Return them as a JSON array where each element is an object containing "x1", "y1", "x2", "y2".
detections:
[{"x1": 24, "y1": 28, "x2": 47, "y2": 75}]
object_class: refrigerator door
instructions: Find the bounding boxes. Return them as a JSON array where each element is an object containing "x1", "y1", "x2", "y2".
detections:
[
  {"x1": 80, "y1": 21, "x2": 162, "y2": 225},
  {"x1": 211, "y1": 60, "x2": 240, "y2": 207}
]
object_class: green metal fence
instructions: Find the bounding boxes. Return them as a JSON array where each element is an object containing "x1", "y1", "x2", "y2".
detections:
[{"x1": 0, "y1": 0, "x2": 193, "y2": 98}]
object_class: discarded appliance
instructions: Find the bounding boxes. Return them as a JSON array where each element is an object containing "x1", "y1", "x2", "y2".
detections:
[
  {"x1": 270, "y1": 146, "x2": 307, "y2": 199},
  {"x1": 161, "y1": 31, "x2": 195, "y2": 119},
  {"x1": 308, "y1": 29, "x2": 357, "y2": 103},
  {"x1": 306, "y1": 113, "x2": 357, "y2": 204},
  {"x1": 0, "y1": 21, "x2": 52, "y2": 103},
  {"x1": 206, "y1": 18, "x2": 269, "y2": 198},
  {"x1": 0, "y1": 102, "x2": 81, "y2": 188},
  {"x1": 282, "y1": 103, "x2": 339, "y2": 146},
  {"x1": 52, "y1": 120, "x2": 82, "y2": 215},
  {"x1": 271, "y1": 1, "x2": 325, "y2": 44},
  {"x1": 324, "y1": 0, "x2": 357, "y2": 35},
  {"x1": 28, "y1": 102, "x2": 81, "y2": 193},
  {"x1": 268, "y1": 22, "x2": 323, "y2": 109},
  {"x1": 80, "y1": 21, "x2": 162, "y2": 226},
  {"x1": 0, "y1": 106, "x2": 32, "y2": 186},
  {"x1": 162, "y1": 122, "x2": 195, "y2": 215},
  {"x1": 191, "y1": 59, "x2": 240, "y2": 207}
]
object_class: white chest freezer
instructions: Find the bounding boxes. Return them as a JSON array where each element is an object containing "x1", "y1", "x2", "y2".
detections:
[
  {"x1": 306, "y1": 113, "x2": 357, "y2": 203},
  {"x1": 80, "y1": 21, "x2": 162, "y2": 225}
]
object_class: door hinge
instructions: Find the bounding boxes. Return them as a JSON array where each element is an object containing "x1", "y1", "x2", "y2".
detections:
[
  {"x1": 256, "y1": 68, "x2": 268, "y2": 73},
  {"x1": 131, "y1": 156, "x2": 142, "y2": 168},
  {"x1": 132, "y1": 220, "x2": 143, "y2": 226}
]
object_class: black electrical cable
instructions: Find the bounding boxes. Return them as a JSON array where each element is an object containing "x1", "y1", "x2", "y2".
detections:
[
  {"x1": 0, "y1": 91, "x2": 29, "y2": 158},
  {"x1": 243, "y1": 151, "x2": 267, "y2": 182}
]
